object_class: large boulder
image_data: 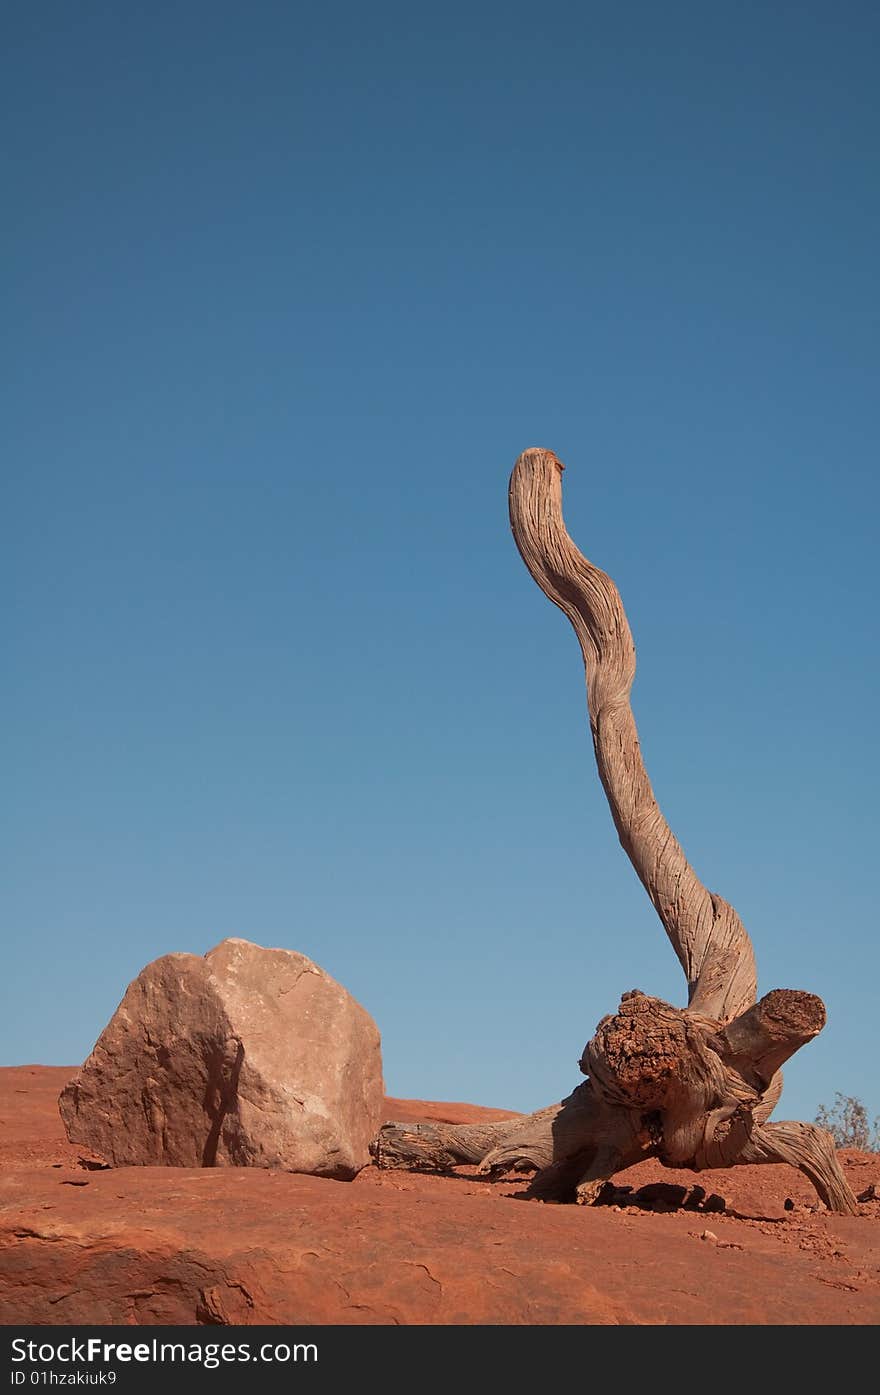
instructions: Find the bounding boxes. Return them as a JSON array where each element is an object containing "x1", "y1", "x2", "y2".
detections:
[{"x1": 58, "y1": 938, "x2": 383, "y2": 1179}]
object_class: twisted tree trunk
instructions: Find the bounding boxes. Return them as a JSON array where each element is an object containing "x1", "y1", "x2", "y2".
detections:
[{"x1": 372, "y1": 448, "x2": 857, "y2": 1214}]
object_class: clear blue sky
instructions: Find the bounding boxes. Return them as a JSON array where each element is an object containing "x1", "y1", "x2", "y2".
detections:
[{"x1": 4, "y1": 2, "x2": 878, "y2": 1128}]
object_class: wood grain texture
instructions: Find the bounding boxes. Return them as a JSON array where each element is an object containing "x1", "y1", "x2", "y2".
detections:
[
  {"x1": 508, "y1": 447, "x2": 756, "y2": 1024},
  {"x1": 372, "y1": 449, "x2": 859, "y2": 1215}
]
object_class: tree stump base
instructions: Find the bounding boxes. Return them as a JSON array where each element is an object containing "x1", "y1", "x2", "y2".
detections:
[{"x1": 373, "y1": 986, "x2": 858, "y2": 1215}]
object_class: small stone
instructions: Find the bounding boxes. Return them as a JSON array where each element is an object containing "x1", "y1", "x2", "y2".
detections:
[
  {"x1": 700, "y1": 1229, "x2": 718, "y2": 1242},
  {"x1": 857, "y1": 1183, "x2": 878, "y2": 1203}
]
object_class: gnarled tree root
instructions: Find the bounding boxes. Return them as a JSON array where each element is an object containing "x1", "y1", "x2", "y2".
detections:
[{"x1": 372, "y1": 988, "x2": 859, "y2": 1215}]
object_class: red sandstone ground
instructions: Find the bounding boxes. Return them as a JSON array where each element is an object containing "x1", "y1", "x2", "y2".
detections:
[{"x1": 1, "y1": 1066, "x2": 878, "y2": 1325}]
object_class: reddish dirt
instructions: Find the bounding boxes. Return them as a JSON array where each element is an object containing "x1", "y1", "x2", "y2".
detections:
[{"x1": 1, "y1": 1066, "x2": 878, "y2": 1325}]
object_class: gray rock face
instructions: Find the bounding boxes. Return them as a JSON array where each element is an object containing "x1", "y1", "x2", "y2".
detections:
[{"x1": 59, "y1": 938, "x2": 384, "y2": 1179}]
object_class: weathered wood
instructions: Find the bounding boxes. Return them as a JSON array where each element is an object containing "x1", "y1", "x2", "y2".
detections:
[
  {"x1": 371, "y1": 448, "x2": 859, "y2": 1216},
  {"x1": 370, "y1": 1118, "x2": 515, "y2": 1171},
  {"x1": 508, "y1": 448, "x2": 757, "y2": 1024},
  {"x1": 374, "y1": 991, "x2": 856, "y2": 1211},
  {"x1": 704, "y1": 1119, "x2": 859, "y2": 1216},
  {"x1": 713, "y1": 989, "x2": 825, "y2": 1090}
]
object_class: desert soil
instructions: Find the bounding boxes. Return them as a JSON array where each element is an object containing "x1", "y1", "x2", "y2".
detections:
[{"x1": 1, "y1": 1066, "x2": 878, "y2": 1325}]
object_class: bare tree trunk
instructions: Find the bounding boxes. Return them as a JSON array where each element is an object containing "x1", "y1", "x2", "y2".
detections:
[{"x1": 373, "y1": 448, "x2": 858, "y2": 1215}]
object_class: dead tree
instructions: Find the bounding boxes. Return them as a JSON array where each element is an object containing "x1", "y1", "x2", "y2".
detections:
[{"x1": 373, "y1": 448, "x2": 858, "y2": 1214}]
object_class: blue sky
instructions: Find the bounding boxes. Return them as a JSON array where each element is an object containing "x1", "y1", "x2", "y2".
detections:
[{"x1": 4, "y1": 2, "x2": 878, "y2": 1128}]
